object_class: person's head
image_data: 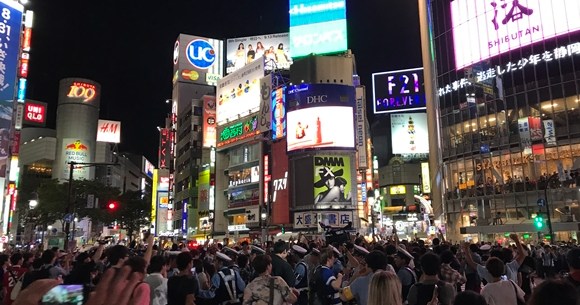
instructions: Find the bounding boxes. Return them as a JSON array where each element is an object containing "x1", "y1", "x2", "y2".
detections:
[
  {"x1": 273, "y1": 240, "x2": 288, "y2": 258},
  {"x1": 469, "y1": 244, "x2": 479, "y2": 253},
  {"x1": 320, "y1": 249, "x2": 336, "y2": 267},
  {"x1": 147, "y1": 255, "x2": 167, "y2": 274},
  {"x1": 454, "y1": 291, "x2": 488, "y2": 305},
  {"x1": 365, "y1": 250, "x2": 388, "y2": 272},
  {"x1": 257, "y1": 41, "x2": 263, "y2": 49},
  {"x1": 485, "y1": 257, "x2": 505, "y2": 278},
  {"x1": 248, "y1": 44, "x2": 253, "y2": 50},
  {"x1": 237, "y1": 254, "x2": 249, "y2": 268},
  {"x1": 440, "y1": 250, "x2": 455, "y2": 264},
  {"x1": 238, "y1": 43, "x2": 244, "y2": 50},
  {"x1": 252, "y1": 254, "x2": 272, "y2": 275},
  {"x1": 278, "y1": 43, "x2": 284, "y2": 50},
  {"x1": 393, "y1": 250, "x2": 412, "y2": 268},
  {"x1": 420, "y1": 252, "x2": 441, "y2": 276},
  {"x1": 107, "y1": 245, "x2": 129, "y2": 266},
  {"x1": 368, "y1": 271, "x2": 402, "y2": 305},
  {"x1": 432, "y1": 238, "x2": 440, "y2": 246},
  {"x1": 176, "y1": 252, "x2": 193, "y2": 271},
  {"x1": 10, "y1": 253, "x2": 23, "y2": 266},
  {"x1": 566, "y1": 248, "x2": 580, "y2": 271},
  {"x1": 124, "y1": 256, "x2": 147, "y2": 278},
  {"x1": 528, "y1": 280, "x2": 578, "y2": 305},
  {"x1": 193, "y1": 259, "x2": 204, "y2": 274},
  {"x1": 41, "y1": 249, "x2": 56, "y2": 265}
]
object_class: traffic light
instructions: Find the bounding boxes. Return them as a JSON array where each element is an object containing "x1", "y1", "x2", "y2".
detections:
[
  {"x1": 107, "y1": 200, "x2": 118, "y2": 211},
  {"x1": 534, "y1": 214, "x2": 544, "y2": 230}
]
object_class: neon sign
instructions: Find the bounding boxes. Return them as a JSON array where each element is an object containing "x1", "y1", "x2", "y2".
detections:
[
  {"x1": 217, "y1": 115, "x2": 260, "y2": 148},
  {"x1": 67, "y1": 82, "x2": 97, "y2": 102}
]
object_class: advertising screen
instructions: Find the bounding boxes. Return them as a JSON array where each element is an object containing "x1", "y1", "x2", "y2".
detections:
[
  {"x1": 372, "y1": 68, "x2": 426, "y2": 114},
  {"x1": 390, "y1": 113, "x2": 429, "y2": 154},
  {"x1": 272, "y1": 86, "x2": 286, "y2": 140},
  {"x1": 0, "y1": 0, "x2": 22, "y2": 103},
  {"x1": 451, "y1": 0, "x2": 580, "y2": 69},
  {"x1": 173, "y1": 34, "x2": 224, "y2": 86},
  {"x1": 289, "y1": 0, "x2": 348, "y2": 58},
  {"x1": 23, "y1": 100, "x2": 47, "y2": 127},
  {"x1": 96, "y1": 119, "x2": 121, "y2": 143},
  {"x1": 202, "y1": 96, "x2": 217, "y2": 148},
  {"x1": 216, "y1": 114, "x2": 261, "y2": 149},
  {"x1": 62, "y1": 138, "x2": 91, "y2": 180},
  {"x1": 226, "y1": 33, "x2": 292, "y2": 74},
  {"x1": 287, "y1": 106, "x2": 354, "y2": 152},
  {"x1": 142, "y1": 157, "x2": 154, "y2": 179},
  {"x1": 216, "y1": 58, "x2": 265, "y2": 125},
  {"x1": 313, "y1": 155, "x2": 352, "y2": 205}
]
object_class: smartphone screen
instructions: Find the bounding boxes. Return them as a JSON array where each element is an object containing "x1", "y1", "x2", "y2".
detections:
[{"x1": 41, "y1": 285, "x2": 84, "y2": 305}]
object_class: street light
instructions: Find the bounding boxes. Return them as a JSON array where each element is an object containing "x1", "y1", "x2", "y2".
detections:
[{"x1": 542, "y1": 175, "x2": 557, "y2": 241}]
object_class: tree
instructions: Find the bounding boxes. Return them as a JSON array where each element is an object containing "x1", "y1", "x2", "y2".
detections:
[{"x1": 116, "y1": 190, "x2": 151, "y2": 241}]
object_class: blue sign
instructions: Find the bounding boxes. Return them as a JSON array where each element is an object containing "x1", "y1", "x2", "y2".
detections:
[
  {"x1": 17, "y1": 78, "x2": 26, "y2": 102},
  {"x1": 186, "y1": 39, "x2": 216, "y2": 69},
  {"x1": 372, "y1": 67, "x2": 427, "y2": 114},
  {"x1": 271, "y1": 86, "x2": 287, "y2": 140},
  {"x1": 537, "y1": 198, "x2": 546, "y2": 207},
  {"x1": 289, "y1": 0, "x2": 348, "y2": 57},
  {"x1": 286, "y1": 83, "x2": 355, "y2": 110},
  {"x1": 0, "y1": 1, "x2": 23, "y2": 103},
  {"x1": 181, "y1": 199, "x2": 188, "y2": 235}
]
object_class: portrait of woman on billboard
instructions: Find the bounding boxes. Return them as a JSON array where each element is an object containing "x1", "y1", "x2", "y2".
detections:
[{"x1": 314, "y1": 166, "x2": 351, "y2": 204}]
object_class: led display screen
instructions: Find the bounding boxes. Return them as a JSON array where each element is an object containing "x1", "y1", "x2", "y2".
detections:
[
  {"x1": 287, "y1": 106, "x2": 354, "y2": 152},
  {"x1": 390, "y1": 113, "x2": 429, "y2": 154},
  {"x1": 372, "y1": 68, "x2": 426, "y2": 114}
]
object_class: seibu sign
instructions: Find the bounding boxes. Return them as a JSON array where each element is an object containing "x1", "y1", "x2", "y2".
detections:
[{"x1": 23, "y1": 100, "x2": 47, "y2": 126}]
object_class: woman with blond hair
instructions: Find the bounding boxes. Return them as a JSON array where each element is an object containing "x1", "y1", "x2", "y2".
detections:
[{"x1": 367, "y1": 271, "x2": 403, "y2": 305}]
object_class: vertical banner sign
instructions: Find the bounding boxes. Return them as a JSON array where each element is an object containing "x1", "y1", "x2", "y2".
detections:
[
  {"x1": 62, "y1": 138, "x2": 91, "y2": 180},
  {"x1": 0, "y1": 1, "x2": 23, "y2": 103},
  {"x1": 543, "y1": 119, "x2": 556, "y2": 146},
  {"x1": 202, "y1": 96, "x2": 217, "y2": 148},
  {"x1": 421, "y1": 162, "x2": 431, "y2": 194},
  {"x1": 528, "y1": 117, "x2": 543, "y2": 141},
  {"x1": 259, "y1": 75, "x2": 272, "y2": 133},
  {"x1": 271, "y1": 86, "x2": 286, "y2": 140},
  {"x1": 355, "y1": 86, "x2": 367, "y2": 169},
  {"x1": 518, "y1": 117, "x2": 532, "y2": 153},
  {"x1": 158, "y1": 128, "x2": 169, "y2": 169},
  {"x1": 313, "y1": 155, "x2": 352, "y2": 205},
  {"x1": 181, "y1": 200, "x2": 188, "y2": 235},
  {"x1": 264, "y1": 155, "x2": 270, "y2": 206},
  {"x1": 151, "y1": 169, "x2": 158, "y2": 235}
]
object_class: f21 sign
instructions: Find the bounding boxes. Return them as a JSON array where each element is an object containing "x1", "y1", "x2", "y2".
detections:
[{"x1": 372, "y1": 67, "x2": 426, "y2": 114}]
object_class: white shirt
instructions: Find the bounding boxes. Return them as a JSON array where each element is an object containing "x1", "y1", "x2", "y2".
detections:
[
  {"x1": 481, "y1": 280, "x2": 525, "y2": 305},
  {"x1": 477, "y1": 259, "x2": 520, "y2": 283}
]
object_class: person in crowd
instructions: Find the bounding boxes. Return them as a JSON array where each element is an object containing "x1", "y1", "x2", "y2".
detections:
[
  {"x1": 106, "y1": 245, "x2": 130, "y2": 270},
  {"x1": 270, "y1": 240, "x2": 295, "y2": 288},
  {"x1": 407, "y1": 252, "x2": 455, "y2": 305},
  {"x1": 167, "y1": 252, "x2": 198, "y2": 305},
  {"x1": 480, "y1": 257, "x2": 525, "y2": 305},
  {"x1": 565, "y1": 247, "x2": 580, "y2": 294},
  {"x1": 144, "y1": 255, "x2": 168, "y2": 305},
  {"x1": 292, "y1": 244, "x2": 309, "y2": 305},
  {"x1": 453, "y1": 291, "x2": 487, "y2": 305},
  {"x1": 527, "y1": 279, "x2": 578, "y2": 305},
  {"x1": 123, "y1": 256, "x2": 150, "y2": 305},
  {"x1": 3, "y1": 253, "x2": 27, "y2": 305},
  {"x1": 463, "y1": 234, "x2": 526, "y2": 283},
  {"x1": 311, "y1": 248, "x2": 343, "y2": 305},
  {"x1": 463, "y1": 244, "x2": 482, "y2": 292},
  {"x1": 341, "y1": 250, "x2": 394, "y2": 305},
  {"x1": 242, "y1": 254, "x2": 298, "y2": 305},
  {"x1": 541, "y1": 245, "x2": 557, "y2": 278},
  {"x1": 367, "y1": 271, "x2": 403, "y2": 305},
  {"x1": 199, "y1": 252, "x2": 245, "y2": 305},
  {"x1": 393, "y1": 246, "x2": 416, "y2": 303},
  {"x1": 439, "y1": 250, "x2": 466, "y2": 287}
]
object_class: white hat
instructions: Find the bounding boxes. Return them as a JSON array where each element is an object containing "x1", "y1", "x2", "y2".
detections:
[
  {"x1": 395, "y1": 246, "x2": 414, "y2": 260},
  {"x1": 292, "y1": 245, "x2": 308, "y2": 254},
  {"x1": 222, "y1": 246, "x2": 237, "y2": 255},
  {"x1": 479, "y1": 244, "x2": 491, "y2": 251},
  {"x1": 353, "y1": 244, "x2": 369, "y2": 255},
  {"x1": 328, "y1": 245, "x2": 341, "y2": 256},
  {"x1": 216, "y1": 252, "x2": 233, "y2": 262},
  {"x1": 251, "y1": 245, "x2": 266, "y2": 254},
  {"x1": 312, "y1": 248, "x2": 321, "y2": 255}
]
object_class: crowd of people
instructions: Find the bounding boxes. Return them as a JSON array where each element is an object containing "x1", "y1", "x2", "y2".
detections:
[{"x1": 0, "y1": 232, "x2": 578, "y2": 305}]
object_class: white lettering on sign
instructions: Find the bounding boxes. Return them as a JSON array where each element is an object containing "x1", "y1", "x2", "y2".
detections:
[
  {"x1": 293, "y1": 30, "x2": 344, "y2": 47},
  {"x1": 272, "y1": 171, "x2": 288, "y2": 203}
]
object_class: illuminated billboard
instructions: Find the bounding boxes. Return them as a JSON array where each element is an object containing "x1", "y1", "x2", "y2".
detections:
[
  {"x1": 173, "y1": 34, "x2": 224, "y2": 86},
  {"x1": 62, "y1": 138, "x2": 91, "y2": 180},
  {"x1": 226, "y1": 33, "x2": 292, "y2": 73},
  {"x1": 216, "y1": 58, "x2": 265, "y2": 125},
  {"x1": 372, "y1": 68, "x2": 426, "y2": 114},
  {"x1": 202, "y1": 96, "x2": 217, "y2": 148},
  {"x1": 272, "y1": 86, "x2": 286, "y2": 140},
  {"x1": 390, "y1": 113, "x2": 429, "y2": 154},
  {"x1": 142, "y1": 157, "x2": 154, "y2": 179},
  {"x1": 271, "y1": 139, "x2": 290, "y2": 224},
  {"x1": 451, "y1": 0, "x2": 580, "y2": 69},
  {"x1": 287, "y1": 106, "x2": 354, "y2": 152},
  {"x1": 313, "y1": 155, "x2": 352, "y2": 205},
  {"x1": 0, "y1": 0, "x2": 22, "y2": 103},
  {"x1": 96, "y1": 119, "x2": 121, "y2": 143},
  {"x1": 23, "y1": 100, "x2": 47, "y2": 127},
  {"x1": 216, "y1": 114, "x2": 261, "y2": 149},
  {"x1": 58, "y1": 78, "x2": 101, "y2": 106},
  {"x1": 289, "y1": 0, "x2": 347, "y2": 57}
]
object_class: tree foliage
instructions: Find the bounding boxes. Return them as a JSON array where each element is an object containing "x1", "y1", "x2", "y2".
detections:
[{"x1": 115, "y1": 190, "x2": 152, "y2": 241}]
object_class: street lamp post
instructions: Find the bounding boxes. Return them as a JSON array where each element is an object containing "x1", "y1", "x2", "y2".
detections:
[{"x1": 542, "y1": 175, "x2": 557, "y2": 241}]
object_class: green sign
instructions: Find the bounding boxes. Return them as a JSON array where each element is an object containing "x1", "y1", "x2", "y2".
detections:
[{"x1": 217, "y1": 115, "x2": 260, "y2": 149}]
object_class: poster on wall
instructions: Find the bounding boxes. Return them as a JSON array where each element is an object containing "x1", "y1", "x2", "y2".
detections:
[
  {"x1": 62, "y1": 138, "x2": 91, "y2": 180},
  {"x1": 202, "y1": 96, "x2": 217, "y2": 148},
  {"x1": 287, "y1": 106, "x2": 354, "y2": 152},
  {"x1": 518, "y1": 117, "x2": 532, "y2": 154},
  {"x1": 390, "y1": 113, "x2": 429, "y2": 154},
  {"x1": 226, "y1": 33, "x2": 292, "y2": 74},
  {"x1": 272, "y1": 86, "x2": 286, "y2": 140},
  {"x1": 0, "y1": 0, "x2": 23, "y2": 104},
  {"x1": 313, "y1": 155, "x2": 352, "y2": 205},
  {"x1": 543, "y1": 119, "x2": 556, "y2": 146}
]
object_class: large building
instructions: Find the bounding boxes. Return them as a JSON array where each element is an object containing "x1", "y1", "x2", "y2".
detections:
[{"x1": 427, "y1": 0, "x2": 580, "y2": 241}]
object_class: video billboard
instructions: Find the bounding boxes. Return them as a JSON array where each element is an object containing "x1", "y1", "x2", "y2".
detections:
[
  {"x1": 226, "y1": 33, "x2": 292, "y2": 73},
  {"x1": 216, "y1": 58, "x2": 265, "y2": 125},
  {"x1": 23, "y1": 100, "x2": 47, "y2": 127},
  {"x1": 287, "y1": 106, "x2": 354, "y2": 152},
  {"x1": 372, "y1": 68, "x2": 426, "y2": 114},
  {"x1": 289, "y1": 0, "x2": 348, "y2": 57},
  {"x1": 202, "y1": 96, "x2": 217, "y2": 148},
  {"x1": 390, "y1": 113, "x2": 429, "y2": 154},
  {"x1": 96, "y1": 120, "x2": 121, "y2": 143},
  {"x1": 173, "y1": 34, "x2": 224, "y2": 86},
  {"x1": 451, "y1": 0, "x2": 580, "y2": 69},
  {"x1": 0, "y1": 0, "x2": 22, "y2": 103},
  {"x1": 313, "y1": 155, "x2": 352, "y2": 205},
  {"x1": 272, "y1": 86, "x2": 286, "y2": 140}
]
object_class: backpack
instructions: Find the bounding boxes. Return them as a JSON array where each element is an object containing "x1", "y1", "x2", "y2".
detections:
[
  {"x1": 308, "y1": 266, "x2": 328, "y2": 305},
  {"x1": 414, "y1": 280, "x2": 447, "y2": 305},
  {"x1": 21, "y1": 266, "x2": 51, "y2": 290},
  {"x1": 9, "y1": 270, "x2": 24, "y2": 300},
  {"x1": 151, "y1": 279, "x2": 168, "y2": 305}
]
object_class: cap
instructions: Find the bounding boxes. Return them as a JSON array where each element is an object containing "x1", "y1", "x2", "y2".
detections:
[
  {"x1": 251, "y1": 245, "x2": 266, "y2": 255},
  {"x1": 216, "y1": 252, "x2": 233, "y2": 262},
  {"x1": 479, "y1": 244, "x2": 491, "y2": 251},
  {"x1": 222, "y1": 246, "x2": 238, "y2": 255},
  {"x1": 395, "y1": 246, "x2": 414, "y2": 260},
  {"x1": 312, "y1": 248, "x2": 321, "y2": 255},
  {"x1": 292, "y1": 245, "x2": 308, "y2": 254},
  {"x1": 328, "y1": 245, "x2": 341, "y2": 256},
  {"x1": 353, "y1": 244, "x2": 369, "y2": 255}
]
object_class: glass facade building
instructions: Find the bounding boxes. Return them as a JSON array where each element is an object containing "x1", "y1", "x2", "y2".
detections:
[{"x1": 430, "y1": 0, "x2": 580, "y2": 241}]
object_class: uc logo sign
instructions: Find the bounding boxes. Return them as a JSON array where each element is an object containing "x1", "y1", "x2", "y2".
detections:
[{"x1": 186, "y1": 39, "x2": 216, "y2": 69}]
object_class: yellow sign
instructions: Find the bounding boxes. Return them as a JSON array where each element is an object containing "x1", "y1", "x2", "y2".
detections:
[{"x1": 390, "y1": 185, "x2": 406, "y2": 195}]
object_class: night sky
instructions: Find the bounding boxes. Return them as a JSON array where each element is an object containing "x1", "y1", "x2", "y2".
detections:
[{"x1": 25, "y1": 0, "x2": 422, "y2": 163}]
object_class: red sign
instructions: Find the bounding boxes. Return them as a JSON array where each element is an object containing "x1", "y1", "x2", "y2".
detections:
[
  {"x1": 271, "y1": 139, "x2": 290, "y2": 225},
  {"x1": 22, "y1": 28, "x2": 31, "y2": 51},
  {"x1": 23, "y1": 101, "x2": 47, "y2": 126},
  {"x1": 158, "y1": 128, "x2": 169, "y2": 169},
  {"x1": 11, "y1": 131, "x2": 20, "y2": 155},
  {"x1": 19, "y1": 58, "x2": 29, "y2": 78}
]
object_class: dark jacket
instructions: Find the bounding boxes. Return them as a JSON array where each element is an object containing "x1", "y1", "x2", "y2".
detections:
[{"x1": 271, "y1": 254, "x2": 295, "y2": 287}]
